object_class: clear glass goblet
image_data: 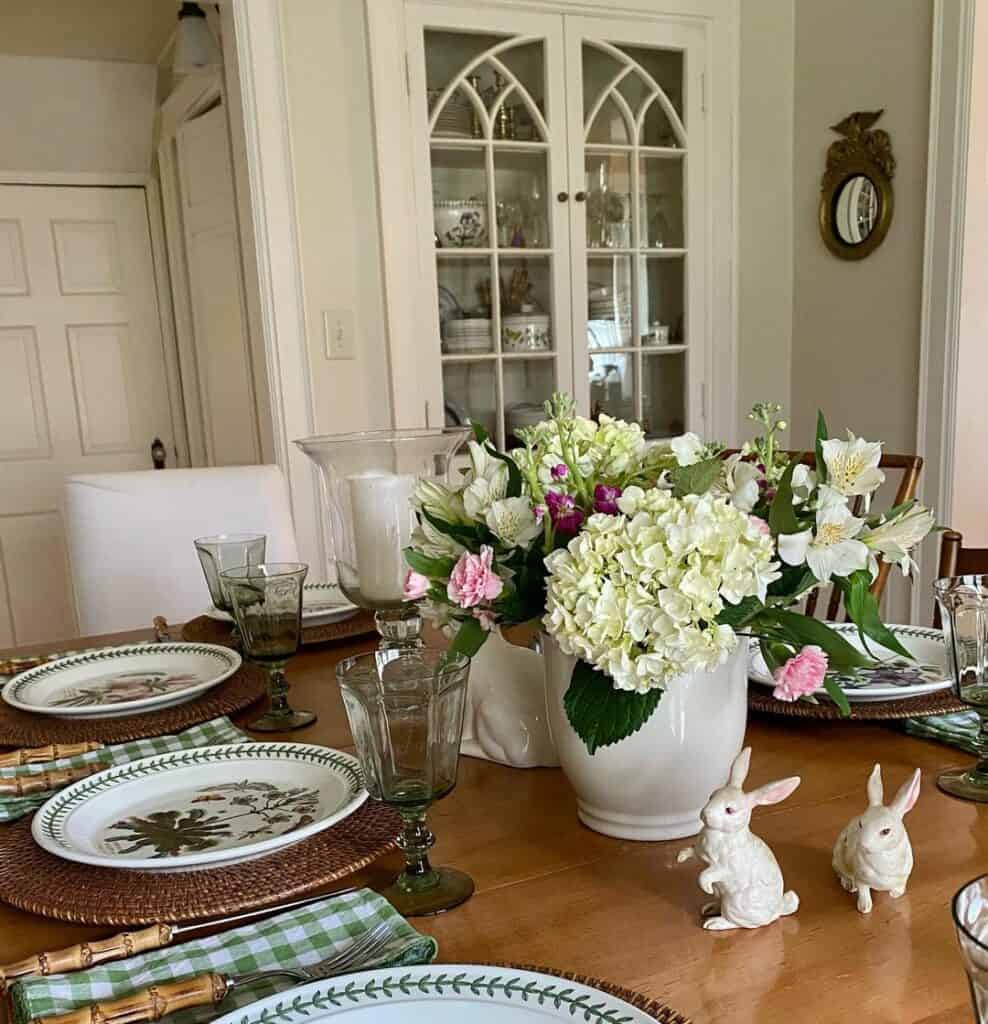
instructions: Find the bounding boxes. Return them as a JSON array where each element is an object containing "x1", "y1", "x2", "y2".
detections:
[
  {"x1": 221, "y1": 562, "x2": 315, "y2": 732},
  {"x1": 935, "y1": 575, "x2": 988, "y2": 801},
  {"x1": 294, "y1": 428, "x2": 469, "y2": 648},
  {"x1": 954, "y1": 875, "x2": 988, "y2": 1021},
  {"x1": 336, "y1": 647, "x2": 474, "y2": 916},
  {"x1": 194, "y1": 533, "x2": 266, "y2": 616}
]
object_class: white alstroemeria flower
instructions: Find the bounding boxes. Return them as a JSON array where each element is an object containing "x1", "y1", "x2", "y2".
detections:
[
  {"x1": 724, "y1": 454, "x2": 761, "y2": 513},
  {"x1": 860, "y1": 504, "x2": 936, "y2": 577},
  {"x1": 670, "y1": 432, "x2": 705, "y2": 467},
  {"x1": 778, "y1": 503, "x2": 869, "y2": 582},
  {"x1": 462, "y1": 440, "x2": 509, "y2": 519},
  {"x1": 822, "y1": 433, "x2": 885, "y2": 497},
  {"x1": 791, "y1": 464, "x2": 817, "y2": 505},
  {"x1": 413, "y1": 479, "x2": 468, "y2": 524},
  {"x1": 410, "y1": 515, "x2": 465, "y2": 560},
  {"x1": 486, "y1": 496, "x2": 542, "y2": 548}
]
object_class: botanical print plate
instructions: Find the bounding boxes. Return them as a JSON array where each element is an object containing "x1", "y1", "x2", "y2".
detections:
[
  {"x1": 211, "y1": 966, "x2": 657, "y2": 1024},
  {"x1": 749, "y1": 624, "x2": 951, "y2": 703},
  {"x1": 206, "y1": 583, "x2": 359, "y2": 626},
  {"x1": 2, "y1": 644, "x2": 242, "y2": 719},
  {"x1": 32, "y1": 743, "x2": 367, "y2": 871}
]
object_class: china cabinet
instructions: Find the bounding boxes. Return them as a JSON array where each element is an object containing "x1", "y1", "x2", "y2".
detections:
[{"x1": 370, "y1": 0, "x2": 736, "y2": 447}]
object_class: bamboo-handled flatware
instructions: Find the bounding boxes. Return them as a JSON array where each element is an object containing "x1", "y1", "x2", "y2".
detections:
[
  {"x1": 0, "y1": 887, "x2": 359, "y2": 990},
  {"x1": 28, "y1": 921, "x2": 392, "y2": 1024},
  {"x1": 0, "y1": 763, "x2": 105, "y2": 796},
  {"x1": 0, "y1": 742, "x2": 104, "y2": 769}
]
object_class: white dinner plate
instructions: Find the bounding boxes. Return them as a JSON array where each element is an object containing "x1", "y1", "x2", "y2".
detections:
[
  {"x1": 211, "y1": 965, "x2": 657, "y2": 1024},
  {"x1": 33, "y1": 743, "x2": 367, "y2": 871},
  {"x1": 748, "y1": 624, "x2": 952, "y2": 703},
  {"x1": 206, "y1": 583, "x2": 359, "y2": 627},
  {"x1": 2, "y1": 644, "x2": 241, "y2": 719}
]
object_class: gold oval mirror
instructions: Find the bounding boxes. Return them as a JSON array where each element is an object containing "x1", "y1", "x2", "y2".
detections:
[{"x1": 819, "y1": 110, "x2": 895, "y2": 260}]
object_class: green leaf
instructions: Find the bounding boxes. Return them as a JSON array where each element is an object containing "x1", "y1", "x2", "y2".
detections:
[
  {"x1": 815, "y1": 411, "x2": 829, "y2": 483},
  {"x1": 715, "y1": 595, "x2": 763, "y2": 629},
  {"x1": 563, "y1": 660, "x2": 662, "y2": 755},
  {"x1": 768, "y1": 458, "x2": 804, "y2": 536},
  {"x1": 420, "y1": 509, "x2": 491, "y2": 547},
  {"x1": 448, "y1": 617, "x2": 488, "y2": 658},
  {"x1": 767, "y1": 564, "x2": 817, "y2": 602},
  {"x1": 838, "y1": 570, "x2": 913, "y2": 660},
  {"x1": 471, "y1": 420, "x2": 490, "y2": 446},
  {"x1": 759, "y1": 638, "x2": 791, "y2": 674},
  {"x1": 759, "y1": 608, "x2": 872, "y2": 672},
  {"x1": 669, "y1": 456, "x2": 723, "y2": 498},
  {"x1": 484, "y1": 444, "x2": 524, "y2": 499},
  {"x1": 403, "y1": 548, "x2": 456, "y2": 578},
  {"x1": 823, "y1": 675, "x2": 851, "y2": 717}
]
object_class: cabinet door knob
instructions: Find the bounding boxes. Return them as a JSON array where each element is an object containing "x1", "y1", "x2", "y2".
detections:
[
  {"x1": 556, "y1": 191, "x2": 569, "y2": 202},
  {"x1": 574, "y1": 191, "x2": 587, "y2": 202}
]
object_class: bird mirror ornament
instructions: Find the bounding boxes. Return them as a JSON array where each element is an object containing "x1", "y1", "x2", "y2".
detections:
[
  {"x1": 678, "y1": 747, "x2": 801, "y2": 931},
  {"x1": 833, "y1": 763, "x2": 921, "y2": 913}
]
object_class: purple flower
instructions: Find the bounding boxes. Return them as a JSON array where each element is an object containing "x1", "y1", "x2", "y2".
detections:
[
  {"x1": 550, "y1": 463, "x2": 569, "y2": 481},
  {"x1": 533, "y1": 504, "x2": 547, "y2": 523},
  {"x1": 593, "y1": 484, "x2": 622, "y2": 515},
  {"x1": 545, "y1": 490, "x2": 585, "y2": 534}
]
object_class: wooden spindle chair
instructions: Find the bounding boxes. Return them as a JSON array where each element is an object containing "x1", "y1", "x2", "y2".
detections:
[
  {"x1": 724, "y1": 450, "x2": 923, "y2": 621},
  {"x1": 932, "y1": 530, "x2": 988, "y2": 628}
]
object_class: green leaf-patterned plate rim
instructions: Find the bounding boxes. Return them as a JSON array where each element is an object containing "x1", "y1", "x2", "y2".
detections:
[
  {"x1": 2, "y1": 643, "x2": 242, "y2": 719},
  {"x1": 32, "y1": 743, "x2": 367, "y2": 871},
  {"x1": 212, "y1": 966, "x2": 657, "y2": 1023}
]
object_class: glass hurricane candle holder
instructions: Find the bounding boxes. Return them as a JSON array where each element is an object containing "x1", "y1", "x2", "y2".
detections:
[
  {"x1": 221, "y1": 562, "x2": 315, "y2": 732},
  {"x1": 336, "y1": 647, "x2": 474, "y2": 916},
  {"x1": 294, "y1": 428, "x2": 469, "y2": 648},
  {"x1": 935, "y1": 575, "x2": 988, "y2": 801}
]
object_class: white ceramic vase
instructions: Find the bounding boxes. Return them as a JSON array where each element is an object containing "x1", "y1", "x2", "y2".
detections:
[
  {"x1": 542, "y1": 636, "x2": 748, "y2": 841},
  {"x1": 461, "y1": 630, "x2": 559, "y2": 768}
]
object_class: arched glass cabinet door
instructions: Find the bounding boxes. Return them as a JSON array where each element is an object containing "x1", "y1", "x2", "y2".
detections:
[
  {"x1": 567, "y1": 18, "x2": 704, "y2": 440},
  {"x1": 406, "y1": 7, "x2": 572, "y2": 450}
]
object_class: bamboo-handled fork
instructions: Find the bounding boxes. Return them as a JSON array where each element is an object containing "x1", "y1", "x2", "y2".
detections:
[
  {"x1": 28, "y1": 922, "x2": 394, "y2": 1024},
  {"x1": 0, "y1": 743, "x2": 104, "y2": 769},
  {"x1": 0, "y1": 763, "x2": 105, "y2": 797}
]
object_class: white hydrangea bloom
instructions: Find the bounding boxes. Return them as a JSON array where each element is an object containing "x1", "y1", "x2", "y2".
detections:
[
  {"x1": 544, "y1": 489, "x2": 779, "y2": 694},
  {"x1": 670, "y1": 432, "x2": 705, "y2": 467}
]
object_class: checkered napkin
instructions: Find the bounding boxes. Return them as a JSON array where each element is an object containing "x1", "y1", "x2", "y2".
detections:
[
  {"x1": 10, "y1": 889, "x2": 438, "y2": 1024},
  {"x1": 902, "y1": 710, "x2": 980, "y2": 754},
  {"x1": 0, "y1": 716, "x2": 249, "y2": 823}
]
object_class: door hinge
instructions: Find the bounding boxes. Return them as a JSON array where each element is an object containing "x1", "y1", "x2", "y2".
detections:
[{"x1": 700, "y1": 72, "x2": 707, "y2": 114}]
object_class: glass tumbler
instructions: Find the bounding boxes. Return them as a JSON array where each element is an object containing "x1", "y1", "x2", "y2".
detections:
[
  {"x1": 954, "y1": 875, "x2": 988, "y2": 1021},
  {"x1": 336, "y1": 648, "x2": 474, "y2": 916},
  {"x1": 194, "y1": 533, "x2": 266, "y2": 615},
  {"x1": 222, "y1": 562, "x2": 315, "y2": 732},
  {"x1": 935, "y1": 575, "x2": 988, "y2": 801}
]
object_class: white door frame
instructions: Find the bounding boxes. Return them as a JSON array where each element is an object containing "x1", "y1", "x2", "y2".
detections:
[
  {"x1": 915, "y1": 0, "x2": 976, "y2": 622},
  {"x1": 0, "y1": 172, "x2": 189, "y2": 470}
]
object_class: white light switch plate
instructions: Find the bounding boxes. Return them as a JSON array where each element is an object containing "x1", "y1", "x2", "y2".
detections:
[{"x1": 323, "y1": 308, "x2": 355, "y2": 360}]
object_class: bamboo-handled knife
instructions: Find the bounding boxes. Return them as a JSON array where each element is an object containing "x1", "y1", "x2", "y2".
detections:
[
  {"x1": 0, "y1": 887, "x2": 359, "y2": 990},
  {"x1": 0, "y1": 742, "x2": 104, "y2": 769},
  {"x1": 0, "y1": 763, "x2": 106, "y2": 797}
]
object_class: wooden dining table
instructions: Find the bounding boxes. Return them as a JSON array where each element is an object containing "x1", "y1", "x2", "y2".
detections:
[{"x1": 0, "y1": 625, "x2": 983, "y2": 1024}]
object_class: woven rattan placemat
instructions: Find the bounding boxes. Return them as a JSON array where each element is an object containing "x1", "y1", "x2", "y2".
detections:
[
  {"x1": 0, "y1": 664, "x2": 267, "y2": 748},
  {"x1": 498, "y1": 964, "x2": 691, "y2": 1024},
  {"x1": 748, "y1": 686, "x2": 966, "y2": 721},
  {"x1": 182, "y1": 612, "x2": 377, "y2": 648},
  {"x1": 0, "y1": 800, "x2": 400, "y2": 925}
]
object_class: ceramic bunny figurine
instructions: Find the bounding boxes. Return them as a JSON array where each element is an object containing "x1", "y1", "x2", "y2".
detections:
[
  {"x1": 832, "y1": 764, "x2": 921, "y2": 913},
  {"x1": 677, "y1": 747, "x2": 801, "y2": 930}
]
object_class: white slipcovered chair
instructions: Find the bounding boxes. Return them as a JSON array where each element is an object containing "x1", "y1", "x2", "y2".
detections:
[{"x1": 64, "y1": 466, "x2": 299, "y2": 636}]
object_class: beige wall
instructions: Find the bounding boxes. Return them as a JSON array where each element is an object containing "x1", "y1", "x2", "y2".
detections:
[
  {"x1": 790, "y1": 0, "x2": 932, "y2": 452},
  {"x1": 952, "y1": 0, "x2": 988, "y2": 545},
  {"x1": 737, "y1": 0, "x2": 794, "y2": 442},
  {"x1": 280, "y1": 0, "x2": 394, "y2": 435}
]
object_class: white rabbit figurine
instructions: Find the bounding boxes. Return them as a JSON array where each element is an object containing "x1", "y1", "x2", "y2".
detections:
[
  {"x1": 677, "y1": 747, "x2": 801, "y2": 931},
  {"x1": 832, "y1": 763, "x2": 921, "y2": 914}
]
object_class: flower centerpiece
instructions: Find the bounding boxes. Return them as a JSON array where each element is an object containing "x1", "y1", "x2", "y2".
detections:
[{"x1": 402, "y1": 396, "x2": 935, "y2": 838}]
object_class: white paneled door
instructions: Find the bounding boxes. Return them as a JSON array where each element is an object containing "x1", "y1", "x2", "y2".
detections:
[{"x1": 0, "y1": 185, "x2": 174, "y2": 645}]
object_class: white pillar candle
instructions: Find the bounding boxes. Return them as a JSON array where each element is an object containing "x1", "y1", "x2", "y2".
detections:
[{"x1": 347, "y1": 471, "x2": 418, "y2": 603}]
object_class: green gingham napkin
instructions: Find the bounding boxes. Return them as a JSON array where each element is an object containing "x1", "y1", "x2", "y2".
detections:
[
  {"x1": 0, "y1": 716, "x2": 248, "y2": 822},
  {"x1": 902, "y1": 710, "x2": 980, "y2": 754},
  {"x1": 11, "y1": 889, "x2": 438, "y2": 1024}
]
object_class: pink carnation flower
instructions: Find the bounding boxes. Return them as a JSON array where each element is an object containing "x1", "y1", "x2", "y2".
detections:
[
  {"x1": 403, "y1": 570, "x2": 430, "y2": 601},
  {"x1": 772, "y1": 645, "x2": 828, "y2": 702},
  {"x1": 749, "y1": 515, "x2": 771, "y2": 536},
  {"x1": 447, "y1": 545, "x2": 503, "y2": 608}
]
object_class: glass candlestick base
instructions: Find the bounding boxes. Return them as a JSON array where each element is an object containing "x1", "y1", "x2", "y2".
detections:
[
  {"x1": 375, "y1": 606, "x2": 424, "y2": 649},
  {"x1": 938, "y1": 763, "x2": 988, "y2": 802}
]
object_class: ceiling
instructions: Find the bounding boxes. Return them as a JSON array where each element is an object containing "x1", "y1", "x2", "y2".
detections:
[{"x1": 0, "y1": 0, "x2": 181, "y2": 64}]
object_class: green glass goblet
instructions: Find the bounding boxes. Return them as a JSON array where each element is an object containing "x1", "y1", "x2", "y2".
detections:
[
  {"x1": 195, "y1": 533, "x2": 266, "y2": 645},
  {"x1": 221, "y1": 562, "x2": 316, "y2": 732},
  {"x1": 935, "y1": 575, "x2": 988, "y2": 801},
  {"x1": 336, "y1": 648, "x2": 474, "y2": 916}
]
